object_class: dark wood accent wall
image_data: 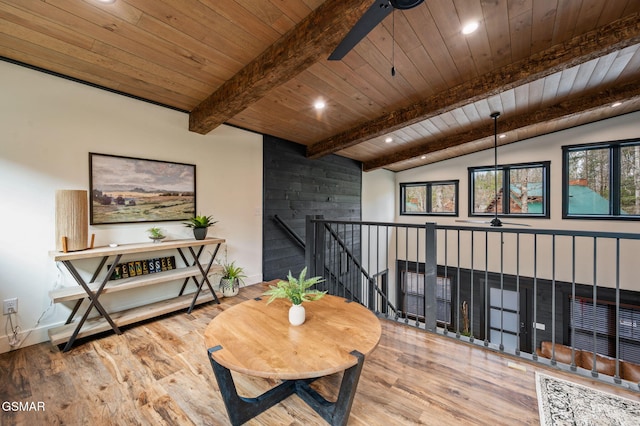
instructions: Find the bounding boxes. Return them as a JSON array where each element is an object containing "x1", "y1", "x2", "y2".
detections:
[{"x1": 263, "y1": 135, "x2": 362, "y2": 281}]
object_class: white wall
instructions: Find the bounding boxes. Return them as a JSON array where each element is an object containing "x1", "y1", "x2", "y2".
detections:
[
  {"x1": 362, "y1": 168, "x2": 395, "y2": 222},
  {"x1": 0, "y1": 61, "x2": 263, "y2": 352}
]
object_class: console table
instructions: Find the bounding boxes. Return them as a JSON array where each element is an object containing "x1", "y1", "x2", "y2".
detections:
[
  {"x1": 49, "y1": 237, "x2": 224, "y2": 352},
  {"x1": 204, "y1": 294, "x2": 381, "y2": 425}
]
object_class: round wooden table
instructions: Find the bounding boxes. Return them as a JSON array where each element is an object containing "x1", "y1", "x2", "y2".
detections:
[{"x1": 204, "y1": 294, "x2": 381, "y2": 426}]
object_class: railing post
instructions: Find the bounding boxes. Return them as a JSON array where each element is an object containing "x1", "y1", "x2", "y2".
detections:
[
  {"x1": 424, "y1": 222, "x2": 437, "y2": 332},
  {"x1": 305, "y1": 215, "x2": 325, "y2": 278}
]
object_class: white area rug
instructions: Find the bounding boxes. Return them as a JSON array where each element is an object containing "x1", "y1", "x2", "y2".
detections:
[{"x1": 536, "y1": 372, "x2": 640, "y2": 425}]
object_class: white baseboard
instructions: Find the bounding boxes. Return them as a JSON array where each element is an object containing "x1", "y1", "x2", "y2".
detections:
[{"x1": 0, "y1": 322, "x2": 62, "y2": 354}]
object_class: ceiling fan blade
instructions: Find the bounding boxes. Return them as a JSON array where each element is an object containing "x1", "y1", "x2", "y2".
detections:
[
  {"x1": 498, "y1": 221, "x2": 532, "y2": 227},
  {"x1": 328, "y1": 1, "x2": 392, "y2": 61},
  {"x1": 455, "y1": 219, "x2": 531, "y2": 227}
]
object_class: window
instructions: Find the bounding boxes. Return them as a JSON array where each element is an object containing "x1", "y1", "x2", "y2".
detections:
[
  {"x1": 469, "y1": 162, "x2": 550, "y2": 218},
  {"x1": 400, "y1": 180, "x2": 458, "y2": 216},
  {"x1": 396, "y1": 261, "x2": 452, "y2": 326},
  {"x1": 570, "y1": 297, "x2": 640, "y2": 364},
  {"x1": 401, "y1": 271, "x2": 452, "y2": 325},
  {"x1": 563, "y1": 139, "x2": 640, "y2": 219}
]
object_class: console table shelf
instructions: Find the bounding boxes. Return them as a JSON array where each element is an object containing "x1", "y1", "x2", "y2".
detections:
[
  {"x1": 50, "y1": 264, "x2": 223, "y2": 303},
  {"x1": 49, "y1": 237, "x2": 225, "y2": 351},
  {"x1": 48, "y1": 291, "x2": 219, "y2": 346}
]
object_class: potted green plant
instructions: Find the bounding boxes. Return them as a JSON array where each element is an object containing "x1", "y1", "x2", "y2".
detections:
[
  {"x1": 184, "y1": 214, "x2": 218, "y2": 240},
  {"x1": 147, "y1": 226, "x2": 165, "y2": 243},
  {"x1": 263, "y1": 267, "x2": 325, "y2": 326},
  {"x1": 219, "y1": 261, "x2": 246, "y2": 297}
]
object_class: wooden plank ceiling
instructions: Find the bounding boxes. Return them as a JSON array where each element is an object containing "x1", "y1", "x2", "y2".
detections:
[{"x1": 1, "y1": 0, "x2": 639, "y2": 172}]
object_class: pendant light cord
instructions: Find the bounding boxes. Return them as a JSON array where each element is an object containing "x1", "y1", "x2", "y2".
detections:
[{"x1": 391, "y1": 8, "x2": 396, "y2": 76}]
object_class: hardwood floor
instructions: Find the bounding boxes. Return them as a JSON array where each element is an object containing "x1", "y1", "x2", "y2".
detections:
[{"x1": 1, "y1": 283, "x2": 639, "y2": 425}]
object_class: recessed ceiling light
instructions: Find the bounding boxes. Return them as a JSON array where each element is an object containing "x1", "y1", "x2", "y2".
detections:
[
  {"x1": 97, "y1": 0, "x2": 116, "y2": 3},
  {"x1": 313, "y1": 100, "x2": 326, "y2": 110},
  {"x1": 385, "y1": 137, "x2": 393, "y2": 143},
  {"x1": 421, "y1": 155, "x2": 426, "y2": 160},
  {"x1": 499, "y1": 134, "x2": 506, "y2": 139},
  {"x1": 611, "y1": 102, "x2": 622, "y2": 108},
  {"x1": 462, "y1": 21, "x2": 479, "y2": 35}
]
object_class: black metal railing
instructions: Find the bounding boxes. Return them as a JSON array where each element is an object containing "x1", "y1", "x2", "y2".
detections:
[{"x1": 305, "y1": 216, "x2": 640, "y2": 391}]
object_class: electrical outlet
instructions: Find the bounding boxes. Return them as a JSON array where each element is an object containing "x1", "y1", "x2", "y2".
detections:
[{"x1": 3, "y1": 298, "x2": 18, "y2": 315}]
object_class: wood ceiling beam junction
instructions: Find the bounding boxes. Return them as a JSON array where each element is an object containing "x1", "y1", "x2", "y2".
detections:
[{"x1": 362, "y1": 80, "x2": 640, "y2": 171}]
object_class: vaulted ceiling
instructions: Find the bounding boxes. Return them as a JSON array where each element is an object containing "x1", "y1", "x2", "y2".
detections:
[{"x1": 2, "y1": 0, "x2": 639, "y2": 172}]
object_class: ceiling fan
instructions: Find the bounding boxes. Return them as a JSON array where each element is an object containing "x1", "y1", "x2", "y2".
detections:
[
  {"x1": 328, "y1": 0, "x2": 424, "y2": 61},
  {"x1": 456, "y1": 112, "x2": 530, "y2": 227}
]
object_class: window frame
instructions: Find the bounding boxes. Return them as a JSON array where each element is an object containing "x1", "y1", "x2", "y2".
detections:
[
  {"x1": 569, "y1": 296, "x2": 640, "y2": 364},
  {"x1": 562, "y1": 138, "x2": 640, "y2": 220},
  {"x1": 399, "y1": 180, "x2": 459, "y2": 216},
  {"x1": 396, "y1": 260, "x2": 454, "y2": 327},
  {"x1": 468, "y1": 161, "x2": 551, "y2": 219}
]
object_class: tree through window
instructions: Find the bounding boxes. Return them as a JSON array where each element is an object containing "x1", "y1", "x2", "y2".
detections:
[
  {"x1": 469, "y1": 162, "x2": 550, "y2": 218},
  {"x1": 563, "y1": 139, "x2": 640, "y2": 218},
  {"x1": 400, "y1": 180, "x2": 458, "y2": 216}
]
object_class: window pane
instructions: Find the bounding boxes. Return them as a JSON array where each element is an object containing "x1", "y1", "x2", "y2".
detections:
[
  {"x1": 567, "y1": 148, "x2": 610, "y2": 215},
  {"x1": 431, "y1": 184, "x2": 456, "y2": 213},
  {"x1": 620, "y1": 144, "x2": 640, "y2": 216},
  {"x1": 509, "y1": 167, "x2": 545, "y2": 215},
  {"x1": 404, "y1": 185, "x2": 427, "y2": 213},
  {"x1": 473, "y1": 169, "x2": 503, "y2": 214}
]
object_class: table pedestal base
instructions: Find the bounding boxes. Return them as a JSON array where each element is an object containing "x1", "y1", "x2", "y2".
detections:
[{"x1": 207, "y1": 346, "x2": 365, "y2": 426}]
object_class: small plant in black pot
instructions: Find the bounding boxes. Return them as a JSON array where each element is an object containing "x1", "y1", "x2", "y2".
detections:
[{"x1": 184, "y1": 215, "x2": 218, "y2": 240}]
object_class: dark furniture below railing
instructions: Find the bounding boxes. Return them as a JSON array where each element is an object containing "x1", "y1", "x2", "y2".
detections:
[{"x1": 537, "y1": 342, "x2": 640, "y2": 382}]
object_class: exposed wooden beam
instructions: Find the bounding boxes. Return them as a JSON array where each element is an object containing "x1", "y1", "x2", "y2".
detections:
[
  {"x1": 362, "y1": 80, "x2": 640, "y2": 171},
  {"x1": 188, "y1": 0, "x2": 372, "y2": 135},
  {"x1": 307, "y1": 13, "x2": 640, "y2": 159}
]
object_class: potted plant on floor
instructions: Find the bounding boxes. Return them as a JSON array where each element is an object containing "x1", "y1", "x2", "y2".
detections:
[
  {"x1": 184, "y1": 214, "x2": 217, "y2": 240},
  {"x1": 262, "y1": 267, "x2": 326, "y2": 326},
  {"x1": 219, "y1": 261, "x2": 246, "y2": 297}
]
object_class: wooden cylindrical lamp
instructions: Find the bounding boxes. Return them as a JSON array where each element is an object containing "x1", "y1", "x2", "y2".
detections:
[{"x1": 55, "y1": 189, "x2": 89, "y2": 252}]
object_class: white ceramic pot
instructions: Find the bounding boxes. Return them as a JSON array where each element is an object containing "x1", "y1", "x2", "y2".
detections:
[
  {"x1": 220, "y1": 278, "x2": 239, "y2": 297},
  {"x1": 288, "y1": 303, "x2": 305, "y2": 326}
]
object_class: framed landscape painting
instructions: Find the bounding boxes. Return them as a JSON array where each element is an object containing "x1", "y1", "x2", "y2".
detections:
[{"x1": 89, "y1": 153, "x2": 196, "y2": 225}]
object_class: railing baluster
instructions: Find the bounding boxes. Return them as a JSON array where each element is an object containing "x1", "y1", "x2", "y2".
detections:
[
  {"x1": 405, "y1": 226, "x2": 409, "y2": 324},
  {"x1": 571, "y1": 236, "x2": 576, "y2": 370},
  {"x1": 615, "y1": 237, "x2": 621, "y2": 383},
  {"x1": 444, "y1": 228, "x2": 448, "y2": 335},
  {"x1": 484, "y1": 230, "x2": 489, "y2": 347},
  {"x1": 416, "y1": 226, "x2": 421, "y2": 328},
  {"x1": 499, "y1": 231, "x2": 504, "y2": 352},
  {"x1": 470, "y1": 230, "x2": 475, "y2": 342},
  {"x1": 551, "y1": 235, "x2": 556, "y2": 362},
  {"x1": 456, "y1": 230, "x2": 461, "y2": 338},
  {"x1": 515, "y1": 232, "x2": 520, "y2": 356},
  {"x1": 591, "y1": 237, "x2": 598, "y2": 377},
  {"x1": 533, "y1": 234, "x2": 539, "y2": 362}
]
